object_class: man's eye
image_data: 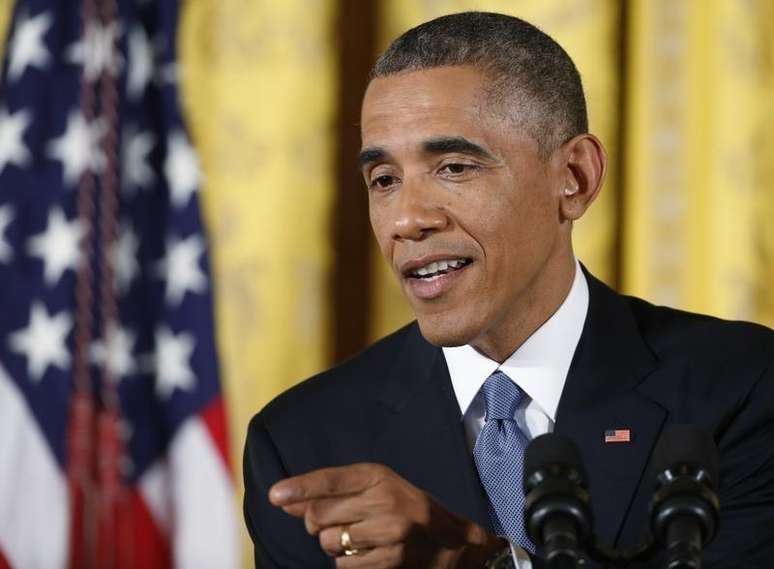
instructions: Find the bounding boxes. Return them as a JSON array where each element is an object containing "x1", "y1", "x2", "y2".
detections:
[
  {"x1": 439, "y1": 163, "x2": 475, "y2": 175},
  {"x1": 370, "y1": 175, "x2": 398, "y2": 190}
]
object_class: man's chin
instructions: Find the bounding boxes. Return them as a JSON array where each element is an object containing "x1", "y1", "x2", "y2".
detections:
[{"x1": 415, "y1": 316, "x2": 475, "y2": 348}]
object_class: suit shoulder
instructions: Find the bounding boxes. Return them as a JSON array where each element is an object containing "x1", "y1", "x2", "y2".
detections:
[
  {"x1": 623, "y1": 294, "x2": 774, "y2": 368},
  {"x1": 251, "y1": 322, "x2": 419, "y2": 428}
]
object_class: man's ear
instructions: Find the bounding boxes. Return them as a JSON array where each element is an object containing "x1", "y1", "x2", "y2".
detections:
[{"x1": 557, "y1": 133, "x2": 607, "y2": 222}]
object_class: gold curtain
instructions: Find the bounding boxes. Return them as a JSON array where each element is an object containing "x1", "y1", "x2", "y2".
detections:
[
  {"x1": 623, "y1": 0, "x2": 774, "y2": 327},
  {"x1": 0, "y1": 3, "x2": 10, "y2": 60},
  {"x1": 177, "y1": 1, "x2": 336, "y2": 564},
  {"x1": 371, "y1": 0, "x2": 622, "y2": 341},
  {"x1": 758, "y1": 2, "x2": 774, "y2": 325}
]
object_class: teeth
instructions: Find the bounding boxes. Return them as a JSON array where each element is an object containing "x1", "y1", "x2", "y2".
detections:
[{"x1": 412, "y1": 258, "x2": 467, "y2": 277}]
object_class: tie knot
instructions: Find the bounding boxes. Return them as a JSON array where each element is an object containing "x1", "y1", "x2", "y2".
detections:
[{"x1": 481, "y1": 371, "x2": 524, "y2": 421}]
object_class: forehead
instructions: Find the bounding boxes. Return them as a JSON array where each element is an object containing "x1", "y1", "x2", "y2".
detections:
[{"x1": 360, "y1": 66, "x2": 493, "y2": 147}]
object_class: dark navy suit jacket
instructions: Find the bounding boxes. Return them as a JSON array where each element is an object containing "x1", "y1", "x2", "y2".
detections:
[{"x1": 243, "y1": 272, "x2": 774, "y2": 568}]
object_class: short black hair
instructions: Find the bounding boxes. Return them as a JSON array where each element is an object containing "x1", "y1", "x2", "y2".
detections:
[{"x1": 370, "y1": 12, "x2": 588, "y2": 158}]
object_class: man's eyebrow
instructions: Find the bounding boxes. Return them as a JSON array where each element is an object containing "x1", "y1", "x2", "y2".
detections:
[
  {"x1": 422, "y1": 137, "x2": 495, "y2": 160},
  {"x1": 357, "y1": 137, "x2": 494, "y2": 169},
  {"x1": 358, "y1": 147, "x2": 388, "y2": 169}
]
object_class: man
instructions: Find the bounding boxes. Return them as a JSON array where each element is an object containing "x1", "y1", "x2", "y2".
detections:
[{"x1": 243, "y1": 12, "x2": 774, "y2": 569}]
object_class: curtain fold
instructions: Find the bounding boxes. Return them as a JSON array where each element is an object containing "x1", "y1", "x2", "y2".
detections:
[
  {"x1": 756, "y1": 1, "x2": 774, "y2": 326},
  {"x1": 177, "y1": 2, "x2": 336, "y2": 564},
  {"x1": 623, "y1": 0, "x2": 773, "y2": 327},
  {"x1": 0, "y1": 4, "x2": 10, "y2": 55}
]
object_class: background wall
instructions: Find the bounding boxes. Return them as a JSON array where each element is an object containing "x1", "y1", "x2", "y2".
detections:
[{"x1": 2, "y1": 0, "x2": 773, "y2": 565}]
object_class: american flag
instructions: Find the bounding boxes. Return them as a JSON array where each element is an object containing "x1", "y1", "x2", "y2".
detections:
[
  {"x1": 604, "y1": 429, "x2": 632, "y2": 444},
  {"x1": 0, "y1": 0, "x2": 238, "y2": 568}
]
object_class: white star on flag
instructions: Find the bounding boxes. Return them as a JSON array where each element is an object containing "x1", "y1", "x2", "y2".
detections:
[
  {"x1": 66, "y1": 21, "x2": 124, "y2": 81},
  {"x1": 154, "y1": 326, "x2": 196, "y2": 398},
  {"x1": 7, "y1": 10, "x2": 52, "y2": 82},
  {"x1": 9, "y1": 301, "x2": 73, "y2": 382},
  {"x1": 0, "y1": 107, "x2": 32, "y2": 175},
  {"x1": 0, "y1": 205, "x2": 14, "y2": 263},
  {"x1": 164, "y1": 131, "x2": 201, "y2": 208},
  {"x1": 27, "y1": 208, "x2": 84, "y2": 286},
  {"x1": 122, "y1": 126, "x2": 155, "y2": 194},
  {"x1": 91, "y1": 324, "x2": 137, "y2": 381},
  {"x1": 127, "y1": 26, "x2": 154, "y2": 100},
  {"x1": 113, "y1": 223, "x2": 140, "y2": 293},
  {"x1": 156, "y1": 234, "x2": 207, "y2": 307},
  {"x1": 47, "y1": 111, "x2": 107, "y2": 186}
]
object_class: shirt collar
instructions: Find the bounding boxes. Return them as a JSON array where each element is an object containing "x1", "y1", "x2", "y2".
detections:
[{"x1": 443, "y1": 260, "x2": 589, "y2": 422}]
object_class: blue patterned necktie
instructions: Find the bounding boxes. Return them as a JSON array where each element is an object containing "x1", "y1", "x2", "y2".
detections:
[{"x1": 473, "y1": 370, "x2": 535, "y2": 552}]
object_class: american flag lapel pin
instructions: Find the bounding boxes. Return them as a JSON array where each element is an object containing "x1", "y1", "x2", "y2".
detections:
[{"x1": 605, "y1": 428, "x2": 631, "y2": 443}]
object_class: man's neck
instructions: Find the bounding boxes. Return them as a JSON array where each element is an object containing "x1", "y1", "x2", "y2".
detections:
[{"x1": 470, "y1": 254, "x2": 578, "y2": 363}]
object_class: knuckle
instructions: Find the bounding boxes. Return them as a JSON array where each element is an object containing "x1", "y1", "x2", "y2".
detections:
[
  {"x1": 377, "y1": 491, "x2": 398, "y2": 512},
  {"x1": 388, "y1": 545, "x2": 407, "y2": 567},
  {"x1": 365, "y1": 462, "x2": 392, "y2": 480},
  {"x1": 387, "y1": 516, "x2": 411, "y2": 541},
  {"x1": 335, "y1": 554, "x2": 360, "y2": 569},
  {"x1": 320, "y1": 472, "x2": 338, "y2": 496},
  {"x1": 371, "y1": 463, "x2": 389, "y2": 475},
  {"x1": 416, "y1": 497, "x2": 432, "y2": 525},
  {"x1": 304, "y1": 505, "x2": 322, "y2": 534},
  {"x1": 318, "y1": 528, "x2": 338, "y2": 555},
  {"x1": 304, "y1": 517, "x2": 318, "y2": 535}
]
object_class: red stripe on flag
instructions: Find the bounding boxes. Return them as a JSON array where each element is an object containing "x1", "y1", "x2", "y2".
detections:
[
  {"x1": 0, "y1": 545, "x2": 11, "y2": 569},
  {"x1": 201, "y1": 397, "x2": 232, "y2": 473},
  {"x1": 119, "y1": 490, "x2": 171, "y2": 569}
]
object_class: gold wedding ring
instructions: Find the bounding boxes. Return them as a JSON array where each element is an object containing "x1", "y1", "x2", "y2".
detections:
[{"x1": 340, "y1": 527, "x2": 359, "y2": 556}]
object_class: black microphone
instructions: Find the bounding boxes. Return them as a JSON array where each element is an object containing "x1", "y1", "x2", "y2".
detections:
[
  {"x1": 650, "y1": 425, "x2": 720, "y2": 569},
  {"x1": 524, "y1": 433, "x2": 593, "y2": 569}
]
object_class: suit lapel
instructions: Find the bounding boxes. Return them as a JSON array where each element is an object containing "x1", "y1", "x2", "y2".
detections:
[
  {"x1": 371, "y1": 325, "x2": 491, "y2": 528},
  {"x1": 555, "y1": 271, "x2": 668, "y2": 546}
]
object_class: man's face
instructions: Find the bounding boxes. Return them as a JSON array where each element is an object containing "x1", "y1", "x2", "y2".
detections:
[{"x1": 360, "y1": 66, "x2": 573, "y2": 357}]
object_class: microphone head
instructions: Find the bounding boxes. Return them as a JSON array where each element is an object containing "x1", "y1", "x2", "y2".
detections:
[
  {"x1": 524, "y1": 433, "x2": 587, "y2": 492},
  {"x1": 653, "y1": 425, "x2": 719, "y2": 487},
  {"x1": 523, "y1": 433, "x2": 593, "y2": 548},
  {"x1": 650, "y1": 425, "x2": 721, "y2": 550}
]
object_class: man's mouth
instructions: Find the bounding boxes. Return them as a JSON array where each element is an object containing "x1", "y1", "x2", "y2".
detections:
[{"x1": 406, "y1": 258, "x2": 472, "y2": 281}]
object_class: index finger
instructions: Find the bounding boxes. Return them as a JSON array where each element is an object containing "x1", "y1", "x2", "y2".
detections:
[{"x1": 269, "y1": 463, "x2": 386, "y2": 506}]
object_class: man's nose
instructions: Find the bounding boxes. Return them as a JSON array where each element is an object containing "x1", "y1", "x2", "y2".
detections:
[{"x1": 391, "y1": 179, "x2": 448, "y2": 241}]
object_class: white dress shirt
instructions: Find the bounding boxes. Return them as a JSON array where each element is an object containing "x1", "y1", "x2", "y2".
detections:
[{"x1": 442, "y1": 260, "x2": 589, "y2": 567}]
